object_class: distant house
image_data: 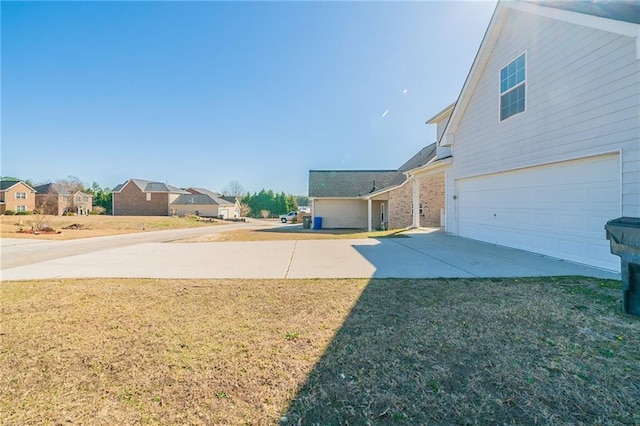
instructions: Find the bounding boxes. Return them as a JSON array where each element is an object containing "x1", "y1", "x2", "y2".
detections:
[
  {"x1": 407, "y1": 1, "x2": 639, "y2": 272},
  {"x1": 309, "y1": 143, "x2": 441, "y2": 230},
  {"x1": 172, "y1": 188, "x2": 240, "y2": 218},
  {"x1": 34, "y1": 183, "x2": 92, "y2": 216},
  {"x1": 112, "y1": 178, "x2": 190, "y2": 216},
  {"x1": 0, "y1": 180, "x2": 36, "y2": 214}
]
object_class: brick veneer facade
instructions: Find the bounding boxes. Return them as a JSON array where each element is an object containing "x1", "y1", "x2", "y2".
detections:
[
  {"x1": 0, "y1": 182, "x2": 36, "y2": 214},
  {"x1": 388, "y1": 174, "x2": 445, "y2": 229},
  {"x1": 113, "y1": 182, "x2": 170, "y2": 216}
]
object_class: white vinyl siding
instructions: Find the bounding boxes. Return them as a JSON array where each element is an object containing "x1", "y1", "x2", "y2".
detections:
[
  {"x1": 446, "y1": 9, "x2": 640, "y2": 239},
  {"x1": 446, "y1": 10, "x2": 640, "y2": 270},
  {"x1": 313, "y1": 199, "x2": 368, "y2": 229}
]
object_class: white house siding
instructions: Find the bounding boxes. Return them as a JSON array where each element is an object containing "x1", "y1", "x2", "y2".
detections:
[
  {"x1": 313, "y1": 199, "x2": 368, "y2": 229},
  {"x1": 445, "y1": 8, "x2": 639, "y2": 271}
]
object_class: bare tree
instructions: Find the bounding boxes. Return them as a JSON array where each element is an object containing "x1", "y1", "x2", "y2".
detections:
[
  {"x1": 222, "y1": 180, "x2": 245, "y2": 197},
  {"x1": 55, "y1": 177, "x2": 84, "y2": 215}
]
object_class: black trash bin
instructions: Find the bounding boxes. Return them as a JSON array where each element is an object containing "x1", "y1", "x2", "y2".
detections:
[
  {"x1": 605, "y1": 217, "x2": 640, "y2": 316},
  {"x1": 302, "y1": 216, "x2": 311, "y2": 229}
]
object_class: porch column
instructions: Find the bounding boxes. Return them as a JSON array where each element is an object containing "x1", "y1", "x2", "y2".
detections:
[
  {"x1": 412, "y1": 176, "x2": 420, "y2": 228},
  {"x1": 367, "y1": 198, "x2": 372, "y2": 232}
]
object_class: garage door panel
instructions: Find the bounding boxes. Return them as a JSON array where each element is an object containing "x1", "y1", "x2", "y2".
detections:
[{"x1": 456, "y1": 154, "x2": 620, "y2": 271}]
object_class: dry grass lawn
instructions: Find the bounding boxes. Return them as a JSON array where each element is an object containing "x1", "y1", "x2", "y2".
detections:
[
  {"x1": 180, "y1": 226, "x2": 409, "y2": 242},
  {"x1": 0, "y1": 215, "x2": 220, "y2": 240},
  {"x1": 1, "y1": 277, "x2": 638, "y2": 425}
]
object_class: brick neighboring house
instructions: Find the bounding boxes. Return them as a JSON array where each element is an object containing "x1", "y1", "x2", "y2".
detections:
[
  {"x1": 308, "y1": 142, "x2": 443, "y2": 230},
  {"x1": 0, "y1": 180, "x2": 36, "y2": 214},
  {"x1": 112, "y1": 178, "x2": 190, "y2": 216},
  {"x1": 34, "y1": 183, "x2": 93, "y2": 216}
]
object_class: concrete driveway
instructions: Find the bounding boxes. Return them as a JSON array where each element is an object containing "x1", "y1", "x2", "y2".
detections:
[{"x1": 0, "y1": 226, "x2": 618, "y2": 281}]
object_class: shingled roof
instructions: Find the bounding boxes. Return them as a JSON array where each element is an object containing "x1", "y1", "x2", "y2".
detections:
[
  {"x1": 186, "y1": 188, "x2": 235, "y2": 205},
  {"x1": 309, "y1": 170, "x2": 405, "y2": 198},
  {"x1": 398, "y1": 142, "x2": 438, "y2": 172},
  {"x1": 0, "y1": 180, "x2": 33, "y2": 191},
  {"x1": 309, "y1": 143, "x2": 438, "y2": 198},
  {"x1": 113, "y1": 178, "x2": 190, "y2": 194},
  {"x1": 171, "y1": 194, "x2": 220, "y2": 206}
]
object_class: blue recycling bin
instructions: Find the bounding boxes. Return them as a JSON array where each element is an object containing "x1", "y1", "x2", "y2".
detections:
[{"x1": 313, "y1": 216, "x2": 322, "y2": 230}]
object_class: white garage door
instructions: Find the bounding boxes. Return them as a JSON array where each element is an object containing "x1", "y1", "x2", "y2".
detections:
[{"x1": 455, "y1": 154, "x2": 620, "y2": 271}]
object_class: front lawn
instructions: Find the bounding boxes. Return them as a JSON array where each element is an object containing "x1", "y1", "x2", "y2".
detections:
[
  {"x1": 1, "y1": 277, "x2": 637, "y2": 424},
  {"x1": 0, "y1": 215, "x2": 221, "y2": 240}
]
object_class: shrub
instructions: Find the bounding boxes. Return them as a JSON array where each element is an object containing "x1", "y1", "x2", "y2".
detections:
[
  {"x1": 15, "y1": 211, "x2": 33, "y2": 215},
  {"x1": 63, "y1": 211, "x2": 75, "y2": 216},
  {"x1": 92, "y1": 206, "x2": 106, "y2": 215},
  {"x1": 5, "y1": 210, "x2": 15, "y2": 215}
]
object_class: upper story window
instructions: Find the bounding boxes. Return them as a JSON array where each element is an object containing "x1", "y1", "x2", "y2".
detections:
[
  {"x1": 15, "y1": 192, "x2": 27, "y2": 199},
  {"x1": 146, "y1": 193, "x2": 152, "y2": 201},
  {"x1": 500, "y1": 53, "x2": 526, "y2": 121}
]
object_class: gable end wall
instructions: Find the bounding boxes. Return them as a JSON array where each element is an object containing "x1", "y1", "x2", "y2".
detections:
[
  {"x1": 447, "y1": 9, "x2": 640, "y2": 232},
  {"x1": 113, "y1": 182, "x2": 170, "y2": 216}
]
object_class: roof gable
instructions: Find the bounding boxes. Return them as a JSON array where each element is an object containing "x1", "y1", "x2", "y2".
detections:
[
  {"x1": 1, "y1": 180, "x2": 35, "y2": 192},
  {"x1": 114, "y1": 178, "x2": 189, "y2": 194},
  {"x1": 186, "y1": 187, "x2": 234, "y2": 205},
  {"x1": 442, "y1": 0, "x2": 640, "y2": 142},
  {"x1": 309, "y1": 170, "x2": 405, "y2": 198}
]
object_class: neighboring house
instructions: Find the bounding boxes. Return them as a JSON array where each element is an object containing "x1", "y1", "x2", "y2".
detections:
[
  {"x1": 408, "y1": 1, "x2": 640, "y2": 272},
  {"x1": 309, "y1": 143, "x2": 441, "y2": 230},
  {"x1": 112, "y1": 178, "x2": 190, "y2": 216},
  {"x1": 172, "y1": 188, "x2": 240, "y2": 218},
  {"x1": 34, "y1": 183, "x2": 92, "y2": 215},
  {"x1": 0, "y1": 180, "x2": 36, "y2": 214}
]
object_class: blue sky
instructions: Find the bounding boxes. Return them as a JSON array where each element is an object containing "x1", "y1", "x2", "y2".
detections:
[{"x1": 1, "y1": 1, "x2": 496, "y2": 195}]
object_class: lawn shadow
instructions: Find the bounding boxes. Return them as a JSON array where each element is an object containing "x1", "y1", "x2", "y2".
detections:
[{"x1": 281, "y1": 277, "x2": 638, "y2": 424}]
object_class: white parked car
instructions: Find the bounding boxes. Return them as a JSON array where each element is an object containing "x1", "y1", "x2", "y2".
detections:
[{"x1": 279, "y1": 211, "x2": 297, "y2": 223}]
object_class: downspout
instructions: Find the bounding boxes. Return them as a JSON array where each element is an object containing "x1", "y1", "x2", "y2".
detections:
[{"x1": 367, "y1": 198, "x2": 372, "y2": 232}]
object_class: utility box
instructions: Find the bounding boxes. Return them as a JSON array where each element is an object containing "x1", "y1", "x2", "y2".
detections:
[{"x1": 605, "y1": 217, "x2": 640, "y2": 316}]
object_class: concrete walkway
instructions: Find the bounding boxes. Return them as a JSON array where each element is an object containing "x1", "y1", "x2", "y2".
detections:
[{"x1": 0, "y1": 227, "x2": 618, "y2": 281}]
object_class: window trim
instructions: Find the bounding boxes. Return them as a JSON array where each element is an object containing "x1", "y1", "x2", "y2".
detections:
[
  {"x1": 16, "y1": 205, "x2": 26, "y2": 212},
  {"x1": 15, "y1": 192, "x2": 27, "y2": 199},
  {"x1": 498, "y1": 51, "x2": 527, "y2": 122}
]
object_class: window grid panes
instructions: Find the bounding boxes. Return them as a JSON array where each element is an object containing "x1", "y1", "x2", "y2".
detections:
[
  {"x1": 16, "y1": 205, "x2": 26, "y2": 212},
  {"x1": 15, "y1": 192, "x2": 26, "y2": 199},
  {"x1": 500, "y1": 53, "x2": 525, "y2": 121}
]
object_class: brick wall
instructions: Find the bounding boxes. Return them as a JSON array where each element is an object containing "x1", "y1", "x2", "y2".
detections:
[
  {"x1": 387, "y1": 174, "x2": 445, "y2": 229},
  {"x1": 420, "y1": 175, "x2": 445, "y2": 227},
  {"x1": 113, "y1": 182, "x2": 169, "y2": 216},
  {"x1": 2, "y1": 183, "x2": 36, "y2": 213}
]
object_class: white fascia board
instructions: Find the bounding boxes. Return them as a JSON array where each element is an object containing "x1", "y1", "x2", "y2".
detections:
[
  {"x1": 506, "y1": 1, "x2": 640, "y2": 59},
  {"x1": 505, "y1": 1, "x2": 639, "y2": 38},
  {"x1": 426, "y1": 102, "x2": 456, "y2": 124},
  {"x1": 439, "y1": 3, "x2": 506, "y2": 138},
  {"x1": 405, "y1": 157, "x2": 452, "y2": 178},
  {"x1": 362, "y1": 180, "x2": 409, "y2": 199}
]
